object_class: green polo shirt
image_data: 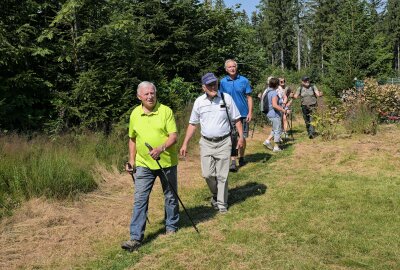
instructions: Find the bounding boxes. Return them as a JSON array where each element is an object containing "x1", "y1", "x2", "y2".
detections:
[{"x1": 128, "y1": 102, "x2": 178, "y2": 170}]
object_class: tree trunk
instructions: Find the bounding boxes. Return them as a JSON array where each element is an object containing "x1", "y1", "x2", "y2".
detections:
[
  {"x1": 396, "y1": 42, "x2": 400, "y2": 76},
  {"x1": 297, "y1": 27, "x2": 301, "y2": 71}
]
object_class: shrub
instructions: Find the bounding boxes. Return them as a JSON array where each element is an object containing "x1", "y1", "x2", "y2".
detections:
[
  {"x1": 362, "y1": 79, "x2": 400, "y2": 121},
  {"x1": 343, "y1": 103, "x2": 378, "y2": 135},
  {"x1": 312, "y1": 104, "x2": 346, "y2": 141}
]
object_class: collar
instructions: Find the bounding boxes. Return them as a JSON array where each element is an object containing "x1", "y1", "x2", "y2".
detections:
[
  {"x1": 225, "y1": 74, "x2": 240, "y2": 81},
  {"x1": 140, "y1": 102, "x2": 160, "y2": 115},
  {"x1": 201, "y1": 91, "x2": 222, "y2": 101}
]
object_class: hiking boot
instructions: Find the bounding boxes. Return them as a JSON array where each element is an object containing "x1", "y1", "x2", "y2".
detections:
[
  {"x1": 166, "y1": 229, "x2": 176, "y2": 235},
  {"x1": 121, "y1": 239, "x2": 141, "y2": 252},
  {"x1": 210, "y1": 198, "x2": 219, "y2": 210},
  {"x1": 219, "y1": 208, "x2": 228, "y2": 214},
  {"x1": 229, "y1": 161, "x2": 237, "y2": 172},
  {"x1": 263, "y1": 140, "x2": 273, "y2": 150},
  {"x1": 238, "y1": 157, "x2": 245, "y2": 167},
  {"x1": 273, "y1": 147, "x2": 282, "y2": 152},
  {"x1": 308, "y1": 134, "x2": 314, "y2": 139}
]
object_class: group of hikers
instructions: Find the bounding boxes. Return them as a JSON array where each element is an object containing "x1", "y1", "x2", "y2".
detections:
[{"x1": 121, "y1": 59, "x2": 322, "y2": 252}]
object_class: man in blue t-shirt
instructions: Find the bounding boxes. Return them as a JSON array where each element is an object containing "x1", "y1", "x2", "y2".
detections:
[{"x1": 220, "y1": 59, "x2": 253, "y2": 172}]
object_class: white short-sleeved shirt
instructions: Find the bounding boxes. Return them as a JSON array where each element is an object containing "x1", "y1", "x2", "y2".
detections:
[{"x1": 189, "y1": 92, "x2": 241, "y2": 138}]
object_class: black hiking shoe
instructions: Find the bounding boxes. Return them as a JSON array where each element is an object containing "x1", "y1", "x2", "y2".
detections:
[
  {"x1": 229, "y1": 161, "x2": 237, "y2": 172},
  {"x1": 238, "y1": 157, "x2": 245, "y2": 167},
  {"x1": 121, "y1": 239, "x2": 141, "y2": 252}
]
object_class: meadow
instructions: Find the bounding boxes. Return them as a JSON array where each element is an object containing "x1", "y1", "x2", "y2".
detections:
[{"x1": 1, "y1": 118, "x2": 399, "y2": 269}]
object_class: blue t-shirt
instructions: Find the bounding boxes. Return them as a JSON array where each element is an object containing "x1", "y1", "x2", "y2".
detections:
[
  {"x1": 267, "y1": 90, "x2": 282, "y2": 118},
  {"x1": 220, "y1": 74, "x2": 252, "y2": 117}
]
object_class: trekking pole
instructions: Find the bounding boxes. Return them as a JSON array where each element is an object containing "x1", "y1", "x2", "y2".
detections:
[
  {"x1": 290, "y1": 109, "x2": 294, "y2": 141},
  {"x1": 145, "y1": 143, "x2": 200, "y2": 234},
  {"x1": 126, "y1": 162, "x2": 150, "y2": 224},
  {"x1": 251, "y1": 117, "x2": 257, "y2": 138}
]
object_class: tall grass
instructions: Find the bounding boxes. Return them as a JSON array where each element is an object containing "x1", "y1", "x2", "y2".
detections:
[
  {"x1": 344, "y1": 103, "x2": 378, "y2": 135},
  {"x1": 0, "y1": 129, "x2": 129, "y2": 218},
  {"x1": 0, "y1": 109, "x2": 196, "y2": 218}
]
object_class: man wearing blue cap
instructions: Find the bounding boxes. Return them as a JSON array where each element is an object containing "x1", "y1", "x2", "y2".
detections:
[{"x1": 180, "y1": 72, "x2": 243, "y2": 214}]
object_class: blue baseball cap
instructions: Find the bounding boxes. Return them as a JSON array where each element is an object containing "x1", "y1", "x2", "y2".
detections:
[{"x1": 201, "y1": 72, "x2": 218, "y2": 85}]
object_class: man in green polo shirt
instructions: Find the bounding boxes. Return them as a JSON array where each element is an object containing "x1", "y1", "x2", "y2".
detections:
[{"x1": 121, "y1": 81, "x2": 179, "y2": 252}]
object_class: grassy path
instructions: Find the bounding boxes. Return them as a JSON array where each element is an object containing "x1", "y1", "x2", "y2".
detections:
[{"x1": 1, "y1": 123, "x2": 399, "y2": 269}]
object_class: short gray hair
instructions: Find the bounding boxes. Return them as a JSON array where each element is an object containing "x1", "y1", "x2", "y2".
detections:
[
  {"x1": 137, "y1": 81, "x2": 157, "y2": 95},
  {"x1": 224, "y1": 59, "x2": 237, "y2": 69}
]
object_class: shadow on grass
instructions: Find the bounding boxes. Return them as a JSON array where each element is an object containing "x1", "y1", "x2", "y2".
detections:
[
  {"x1": 142, "y1": 205, "x2": 215, "y2": 243},
  {"x1": 142, "y1": 182, "x2": 267, "y2": 243},
  {"x1": 228, "y1": 182, "x2": 267, "y2": 206},
  {"x1": 245, "y1": 152, "x2": 272, "y2": 163}
]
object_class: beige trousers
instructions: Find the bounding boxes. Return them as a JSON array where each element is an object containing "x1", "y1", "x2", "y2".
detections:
[{"x1": 199, "y1": 136, "x2": 231, "y2": 210}]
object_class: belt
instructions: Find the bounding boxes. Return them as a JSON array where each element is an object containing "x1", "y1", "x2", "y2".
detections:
[{"x1": 202, "y1": 134, "x2": 230, "y2": 142}]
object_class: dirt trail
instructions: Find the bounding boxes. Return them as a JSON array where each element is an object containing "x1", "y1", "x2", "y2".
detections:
[{"x1": 0, "y1": 167, "x2": 132, "y2": 269}]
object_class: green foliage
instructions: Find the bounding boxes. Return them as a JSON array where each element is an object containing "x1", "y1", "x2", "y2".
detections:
[
  {"x1": 158, "y1": 77, "x2": 198, "y2": 115},
  {"x1": 312, "y1": 104, "x2": 346, "y2": 141},
  {"x1": 321, "y1": 1, "x2": 393, "y2": 95},
  {"x1": 1, "y1": 0, "x2": 399, "y2": 134},
  {"x1": 258, "y1": 0, "x2": 297, "y2": 69}
]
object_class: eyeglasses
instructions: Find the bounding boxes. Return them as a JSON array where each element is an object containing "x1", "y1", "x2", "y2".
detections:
[{"x1": 280, "y1": 81, "x2": 285, "y2": 84}]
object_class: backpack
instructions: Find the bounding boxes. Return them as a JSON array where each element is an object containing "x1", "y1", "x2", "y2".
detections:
[
  {"x1": 261, "y1": 89, "x2": 273, "y2": 113},
  {"x1": 299, "y1": 85, "x2": 317, "y2": 106}
]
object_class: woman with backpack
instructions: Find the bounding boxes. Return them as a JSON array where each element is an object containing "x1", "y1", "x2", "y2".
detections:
[
  {"x1": 262, "y1": 77, "x2": 290, "y2": 152},
  {"x1": 293, "y1": 76, "x2": 323, "y2": 139}
]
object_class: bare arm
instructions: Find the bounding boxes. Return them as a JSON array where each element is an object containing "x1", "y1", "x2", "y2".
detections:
[
  {"x1": 126, "y1": 137, "x2": 136, "y2": 172},
  {"x1": 234, "y1": 119, "x2": 244, "y2": 149},
  {"x1": 179, "y1": 124, "x2": 197, "y2": 157},
  {"x1": 246, "y1": 95, "x2": 253, "y2": 122},
  {"x1": 272, "y1": 96, "x2": 286, "y2": 113},
  {"x1": 315, "y1": 87, "x2": 323, "y2": 97}
]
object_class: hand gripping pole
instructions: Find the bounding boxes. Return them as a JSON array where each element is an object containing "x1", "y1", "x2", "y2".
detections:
[{"x1": 145, "y1": 143, "x2": 199, "y2": 234}]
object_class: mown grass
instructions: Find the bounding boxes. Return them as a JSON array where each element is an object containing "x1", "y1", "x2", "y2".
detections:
[
  {"x1": 81, "y1": 123, "x2": 400, "y2": 270},
  {"x1": 0, "y1": 130, "x2": 128, "y2": 218}
]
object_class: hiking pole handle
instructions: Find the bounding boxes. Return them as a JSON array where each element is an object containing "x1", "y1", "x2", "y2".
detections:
[
  {"x1": 145, "y1": 142, "x2": 199, "y2": 234},
  {"x1": 126, "y1": 162, "x2": 136, "y2": 175},
  {"x1": 145, "y1": 142, "x2": 160, "y2": 160}
]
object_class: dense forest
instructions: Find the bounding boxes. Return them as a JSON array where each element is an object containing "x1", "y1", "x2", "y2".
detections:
[{"x1": 1, "y1": 0, "x2": 399, "y2": 133}]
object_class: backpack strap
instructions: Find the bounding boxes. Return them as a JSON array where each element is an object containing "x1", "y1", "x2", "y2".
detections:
[
  {"x1": 300, "y1": 85, "x2": 317, "y2": 99},
  {"x1": 220, "y1": 92, "x2": 235, "y2": 132}
]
